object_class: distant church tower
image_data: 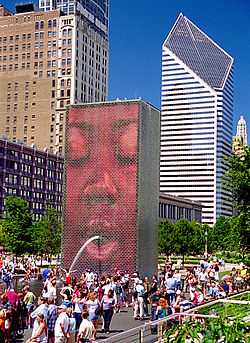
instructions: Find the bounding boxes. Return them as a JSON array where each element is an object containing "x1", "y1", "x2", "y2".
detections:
[{"x1": 236, "y1": 115, "x2": 248, "y2": 146}]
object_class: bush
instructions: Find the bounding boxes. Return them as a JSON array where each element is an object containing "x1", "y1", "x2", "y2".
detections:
[{"x1": 165, "y1": 317, "x2": 248, "y2": 342}]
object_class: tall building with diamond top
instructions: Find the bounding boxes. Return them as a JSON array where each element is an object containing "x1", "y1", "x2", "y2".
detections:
[{"x1": 160, "y1": 14, "x2": 234, "y2": 225}]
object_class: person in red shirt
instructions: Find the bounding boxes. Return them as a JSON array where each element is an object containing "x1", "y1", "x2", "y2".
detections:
[
  {"x1": 0, "y1": 258, "x2": 3, "y2": 270},
  {"x1": 6, "y1": 288, "x2": 18, "y2": 309}
]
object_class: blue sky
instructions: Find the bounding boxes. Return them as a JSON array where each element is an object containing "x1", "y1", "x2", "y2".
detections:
[{"x1": 6, "y1": 0, "x2": 250, "y2": 131}]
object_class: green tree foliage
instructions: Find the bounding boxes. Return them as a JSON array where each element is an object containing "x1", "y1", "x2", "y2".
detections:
[
  {"x1": 158, "y1": 219, "x2": 204, "y2": 263},
  {"x1": 1, "y1": 196, "x2": 33, "y2": 255},
  {"x1": 159, "y1": 220, "x2": 175, "y2": 255},
  {"x1": 165, "y1": 317, "x2": 248, "y2": 342},
  {"x1": 174, "y1": 219, "x2": 203, "y2": 263},
  {"x1": 225, "y1": 146, "x2": 250, "y2": 255},
  {"x1": 226, "y1": 146, "x2": 250, "y2": 210},
  {"x1": 0, "y1": 197, "x2": 62, "y2": 257},
  {"x1": 0, "y1": 222, "x2": 6, "y2": 247},
  {"x1": 31, "y1": 206, "x2": 62, "y2": 256},
  {"x1": 208, "y1": 216, "x2": 241, "y2": 253}
]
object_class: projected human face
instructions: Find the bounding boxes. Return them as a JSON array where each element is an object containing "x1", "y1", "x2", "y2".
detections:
[{"x1": 64, "y1": 103, "x2": 139, "y2": 272}]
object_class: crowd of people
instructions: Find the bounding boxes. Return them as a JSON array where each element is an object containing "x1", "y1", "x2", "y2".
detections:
[{"x1": 0, "y1": 254, "x2": 248, "y2": 342}]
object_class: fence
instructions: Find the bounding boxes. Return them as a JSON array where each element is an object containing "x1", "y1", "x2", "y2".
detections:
[
  {"x1": 99, "y1": 290, "x2": 250, "y2": 343},
  {"x1": 98, "y1": 312, "x2": 219, "y2": 343}
]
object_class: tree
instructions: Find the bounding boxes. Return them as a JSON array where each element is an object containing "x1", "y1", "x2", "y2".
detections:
[
  {"x1": 225, "y1": 146, "x2": 250, "y2": 255},
  {"x1": 159, "y1": 220, "x2": 175, "y2": 255},
  {"x1": 225, "y1": 146, "x2": 250, "y2": 210},
  {"x1": 1, "y1": 196, "x2": 33, "y2": 256},
  {"x1": 43, "y1": 206, "x2": 62, "y2": 256},
  {"x1": 191, "y1": 221, "x2": 206, "y2": 255},
  {"x1": 158, "y1": 219, "x2": 204, "y2": 264},
  {"x1": 0, "y1": 222, "x2": 6, "y2": 248},
  {"x1": 209, "y1": 216, "x2": 241, "y2": 254},
  {"x1": 31, "y1": 206, "x2": 62, "y2": 258},
  {"x1": 174, "y1": 219, "x2": 203, "y2": 264}
]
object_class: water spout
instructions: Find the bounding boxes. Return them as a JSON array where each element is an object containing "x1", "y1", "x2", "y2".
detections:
[{"x1": 69, "y1": 235, "x2": 100, "y2": 273}]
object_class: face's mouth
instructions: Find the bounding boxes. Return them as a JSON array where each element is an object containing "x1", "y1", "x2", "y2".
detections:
[{"x1": 86, "y1": 240, "x2": 118, "y2": 261}]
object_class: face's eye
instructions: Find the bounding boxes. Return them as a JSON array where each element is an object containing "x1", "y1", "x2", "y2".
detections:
[
  {"x1": 116, "y1": 123, "x2": 137, "y2": 165},
  {"x1": 67, "y1": 127, "x2": 91, "y2": 165}
]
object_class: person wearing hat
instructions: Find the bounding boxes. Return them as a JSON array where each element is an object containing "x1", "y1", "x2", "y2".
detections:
[
  {"x1": 54, "y1": 305, "x2": 70, "y2": 343},
  {"x1": 133, "y1": 280, "x2": 145, "y2": 320}
]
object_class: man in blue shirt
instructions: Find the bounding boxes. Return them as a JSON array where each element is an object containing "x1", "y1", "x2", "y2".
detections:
[{"x1": 164, "y1": 272, "x2": 177, "y2": 305}]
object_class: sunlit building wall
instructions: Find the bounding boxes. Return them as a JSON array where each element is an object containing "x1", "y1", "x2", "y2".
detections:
[{"x1": 160, "y1": 14, "x2": 234, "y2": 225}]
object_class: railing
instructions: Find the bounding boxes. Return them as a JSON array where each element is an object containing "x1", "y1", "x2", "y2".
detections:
[
  {"x1": 98, "y1": 312, "x2": 219, "y2": 343},
  {"x1": 99, "y1": 290, "x2": 250, "y2": 343}
]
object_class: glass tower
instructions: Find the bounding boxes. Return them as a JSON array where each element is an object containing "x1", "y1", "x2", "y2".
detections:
[{"x1": 160, "y1": 14, "x2": 234, "y2": 225}]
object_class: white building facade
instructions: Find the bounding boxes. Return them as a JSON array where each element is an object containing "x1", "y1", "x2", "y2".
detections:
[
  {"x1": 236, "y1": 115, "x2": 248, "y2": 146},
  {"x1": 160, "y1": 14, "x2": 234, "y2": 225}
]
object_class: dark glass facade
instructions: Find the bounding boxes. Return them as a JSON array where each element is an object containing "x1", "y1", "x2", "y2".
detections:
[
  {"x1": 79, "y1": 0, "x2": 108, "y2": 26},
  {"x1": 165, "y1": 14, "x2": 232, "y2": 89},
  {"x1": 0, "y1": 139, "x2": 63, "y2": 220},
  {"x1": 54, "y1": 0, "x2": 109, "y2": 36}
]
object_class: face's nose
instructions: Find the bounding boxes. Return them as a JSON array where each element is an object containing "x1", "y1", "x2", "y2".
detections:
[{"x1": 81, "y1": 171, "x2": 118, "y2": 204}]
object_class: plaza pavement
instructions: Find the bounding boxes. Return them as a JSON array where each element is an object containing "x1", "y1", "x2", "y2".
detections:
[{"x1": 22, "y1": 307, "x2": 151, "y2": 342}]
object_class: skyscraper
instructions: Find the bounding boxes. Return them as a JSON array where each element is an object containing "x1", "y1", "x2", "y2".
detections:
[
  {"x1": 160, "y1": 14, "x2": 234, "y2": 225},
  {"x1": 0, "y1": 3, "x2": 108, "y2": 153},
  {"x1": 236, "y1": 115, "x2": 247, "y2": 146},
  {"x1": 39, "y1": 0, "x2": 109, "y2": 38}
]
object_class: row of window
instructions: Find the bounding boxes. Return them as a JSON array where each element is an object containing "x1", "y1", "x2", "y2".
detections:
[
  {"x1": 4, "y1": 175, "x2": 62, "y2": 190},
  {"x1": 5, "y1": 123, "x2": 36, "y2": 133},
  {"x1": 35, "y1": 31, "x2": 58, "y2": 40},
  {"x1": 7, "y1": 81, "x2": 36, "y2": 89},
  {"x1": 0, "y1": 42, "x2": 52, "y2": 52},
  {"x1": 35, "y1": 19, "x2": 57, "y2": 30},
  {"x1": 0, "y1": 44, "x2": 32, "y2": 52},
  {"x1": 0, "y1": 40, "x2": 60, "y2": 51},
  {"x1": 1, "y1": 152, "x2": 63, "y2": 169},
  {"x1": 7, "y1": 92, "x2": 36, "y2": 101},
  {"x1": 0, "y1": 33, "x2": 32, "y2": 43},
  {"x1": 159, "y1": 203, "x2": 195, "y2": 221},
  {"x1": 6, "y1": 101, "x2": 36, "y2": 111}
]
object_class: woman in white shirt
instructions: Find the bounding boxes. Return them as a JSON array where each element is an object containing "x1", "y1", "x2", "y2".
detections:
[
  {"x1": 26, "y1": 313, "x2": 48, "y2": 343},
  {"x1": 44, "y1": 279, "x2": 57, "y2": 300}
]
